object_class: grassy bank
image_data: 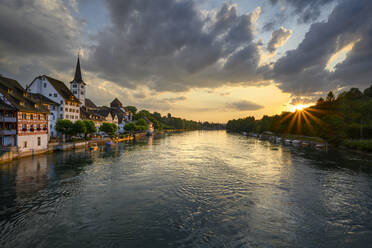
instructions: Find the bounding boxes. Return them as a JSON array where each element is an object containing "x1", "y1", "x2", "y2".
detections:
[{"x1": 342, "y1": 139, "x2": 372, "y2": 152}]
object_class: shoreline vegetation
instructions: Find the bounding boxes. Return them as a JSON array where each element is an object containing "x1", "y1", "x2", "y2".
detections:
[
  {"x1": 227, "y1": 85, "x2": 372, "y2": 153},
  {"x1": 0, "y1": 108, "x2": 225, "y2": 164}
]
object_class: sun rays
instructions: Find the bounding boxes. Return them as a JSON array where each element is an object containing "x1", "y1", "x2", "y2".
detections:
[{"x1": 280, "y1": 106, "x2": 325, "y2": 135}]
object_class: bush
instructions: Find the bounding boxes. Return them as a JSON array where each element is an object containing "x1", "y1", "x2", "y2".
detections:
[{"x1": 343, "y1": 139, "x2": 372, "y2": 151}]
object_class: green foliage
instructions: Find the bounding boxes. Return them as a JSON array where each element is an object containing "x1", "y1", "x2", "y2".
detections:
[
  {"x1": 226, "y1": 85, "x2": 372, "y2": 145},
  {"x1": 343, "y1": 139, "x2": 372, "y2": 152},
  {"x1": 124, "y1": 123, "x2": 136, "y2": 133},
  {"x1": 136, "y1": 118, "x2": 147, "y2": 127},
  {"x1": 73, "y1": 120, "x2": 87, "y2": 135},
  {"x1": 100, "y1": 123, "x2": 117, "y2": 136},
  {"x1": 55, "y1": 119, "x2": 74, "y2": 136},
  {"x1": 124, "y1": 106, "x2": 137, "y2": 115},
  {"x1": 83, "y1": 120, "x2": 96, "y2": 134}
]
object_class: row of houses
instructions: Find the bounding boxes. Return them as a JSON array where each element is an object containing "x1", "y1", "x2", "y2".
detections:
[{"x1": 0, "y1": 57, "x2": 133, "y2": 152}]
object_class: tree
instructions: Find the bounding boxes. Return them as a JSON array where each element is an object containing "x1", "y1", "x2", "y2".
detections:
[
  {"x1": 316, "y1": 97, "x2": 325, "y2": 105},
  {"x1": 100, "y1": 123, "x2": 117, "y2": 136},
  {"x1": 83, "y1": 120, "x2": 96, "y2": 135},
  {"x1": 167, "y1": 113, "x2": 172, "y2": 118},
  {"x1": 73, "y1": 120, "x2": 87, "y2": 136},
  {"x1": 326, "y1": 91, "x2": 335, "y2": 102},
  {"x1": 124, "y1": 122, "x2": 136, "y2": 133},
  {"x1": 364, "y1": 85, "x2": 372, "y2": 97},
  {"x1": 55, "y1": 119, "x2": 74, "y2": 137},
  {"x1": 125, "y1": 106, "x2": 137, "y2": 115}
]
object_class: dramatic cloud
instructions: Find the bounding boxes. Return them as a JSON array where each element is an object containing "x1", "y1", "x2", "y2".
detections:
[
  {"x1": 226, "y1": 100, "x2": 264, "y2": 111},
  {"x1": 267, "y1": 27, "x2": 292, "y2": 53},
  {"x1": 0, "y1": 0, "x2": 81, "y2": 84},
  {"x1": 271, "y1": 0, "x2": 372, "y2": 96},
  {"x1": 88, "y1": 0, "x2": 264, "y2": 92},
  {"x1": 268, "y1": 0, "x2": 338, "y2": 23}
]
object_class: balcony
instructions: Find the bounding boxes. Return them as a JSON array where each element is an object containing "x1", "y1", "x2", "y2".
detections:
[
  {"x1": 0, "y1": 129, "x2": 16, "y2": 135},
  {"x1": 0, "y1": 117, "x2": 16, "y2": 122}
]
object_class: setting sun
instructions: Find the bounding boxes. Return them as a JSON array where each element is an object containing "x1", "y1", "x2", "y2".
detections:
[{"x1": 291, "y1": 104, "x2": 307, "y2": 112}]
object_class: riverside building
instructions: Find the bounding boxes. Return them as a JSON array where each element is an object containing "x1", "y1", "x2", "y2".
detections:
[{"x1": 0, "y1": 76, "x2": 49, "y2": 152}]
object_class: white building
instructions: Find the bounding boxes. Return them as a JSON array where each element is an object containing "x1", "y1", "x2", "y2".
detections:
[
  {"x1": 27, "y1": 75, "x2": 81, "y2": 137},
  {"x1": 70, "y1": 56, "x2": 86, "y2": 107}
]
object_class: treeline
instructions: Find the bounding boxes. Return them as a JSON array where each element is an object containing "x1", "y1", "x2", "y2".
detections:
[
  {"x1": 227, "y1": 85, "x2": 372, "y2": 144},
  {"x1": 133, "y1": 110, "x2": 224, "y2": 130}
]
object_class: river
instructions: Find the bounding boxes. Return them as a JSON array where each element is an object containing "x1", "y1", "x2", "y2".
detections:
[{"x1": 1, "y1": 131, "x2": 372, "y2": 247}]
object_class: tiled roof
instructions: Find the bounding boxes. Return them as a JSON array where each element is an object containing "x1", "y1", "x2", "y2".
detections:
[
  {"x1": 31, "y1": 93, "x2": 59, "y2": 106},
  {"x1": 110, "y1": 98, "x2": 123, "y2": 108},
  {"x1": 85, "y1": 98, "x2": 98, "y2": 109},
  {"x1": 0, "y1": 76, "x2": 49, "y2": 113},
  {"x1": 43, "y1": 75, "x2": 80, "y2": 102}
]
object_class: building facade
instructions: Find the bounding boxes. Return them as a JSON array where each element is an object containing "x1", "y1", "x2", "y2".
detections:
[
  {"x1": 0, "y1": 76, "x2": 49, "y2": 152},
  {"x1": 27, "y1": 75, "x2": 80, "y2": 137}
]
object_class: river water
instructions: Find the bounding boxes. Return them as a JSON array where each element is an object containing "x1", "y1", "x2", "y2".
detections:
[{"x1": 1, "y1": 131, "x2": 372, "y2": 247}]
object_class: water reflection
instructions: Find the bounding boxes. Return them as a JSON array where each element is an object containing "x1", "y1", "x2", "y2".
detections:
[{"x1": 0, "y1": 132, "x2": 372, "y2": 248}]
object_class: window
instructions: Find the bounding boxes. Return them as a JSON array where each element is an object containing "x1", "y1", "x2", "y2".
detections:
[
  {"x1": 49, "y1": 93, "x2": 52, "y2": 97},
  {"x1": 54, "y1": 93, "x2": 57, "y2": 97},
  {"x1": 37, "y1": 137, "x2": 41, "y2": 146},
  {"x1": 76, "y1": 109, "x2": 79, "y2": 113},
  {"x1": 81, "y1": 85, "x2": 84, "y2": 89},
  {"x1": 38, "y1": 115, "x2": 40, "y2": 120},
  {"x1": 60, "y1": 114, "x2": 63, "y2": 118},
  {"x1": 44, "y1": 83, "x2": 47, "y2": 88},
  {"x1": 66, "y1": 115, "x2": 69, "y2": 119},
  {"x1": 52, "y1": 106, "x2": 56, "y2": 110},
  {"x1": 73, "y1": 91, "x2": 77, "y2": 94},
  {"x1": 60, "y1": 107, "x2": 63, "y2": 111},
  {"x1": 73, "y1": 84, "x2": 77, "y2": 88},
  {"x1": 65, "y1": 108, "x2": 68, "y2": 112},
  {"x1": 81, "y1": 91, "x2": 84, "y2": 95},
  {"x1": 30, "y1": 114, "x2": 33, "y2": 120},
  {"x1": 24, "y1": 141, "x2": 27, "y2": 148},
  {"x1": 60, "y1": 100, "x2": 63, "y2": 104},
  {"x1": 23, "y1": 124, "x2": 27, "y2": 130},
  {"x1": 23, "y1": 114, "x2": 27, "y2": 119},
  {"x1": 50, "y1": 124, "x2": 53, "y2": 128}
]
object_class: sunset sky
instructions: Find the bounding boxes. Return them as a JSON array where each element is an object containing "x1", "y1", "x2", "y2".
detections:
[{"x1": 1, "y1": 0, "x2": 371, "y2": 122}]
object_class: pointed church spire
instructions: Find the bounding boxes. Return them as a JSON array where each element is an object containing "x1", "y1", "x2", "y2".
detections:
[{"x1": 74, "y1": 55, "x2": 83, "y2": 83}]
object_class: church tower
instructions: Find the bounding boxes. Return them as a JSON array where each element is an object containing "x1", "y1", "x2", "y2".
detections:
[{"x1": 70, "y1": 56, "x2": 86, "y2": 106}]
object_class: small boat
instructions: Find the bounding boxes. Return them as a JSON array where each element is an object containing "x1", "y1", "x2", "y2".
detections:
[
  {"x1": 90, "y1": 143, "x2": 99, "y2": 151},
  {"x1": 315, "y1": 143, "x2": 325, "y2": 149},
  {"x1": 302, "y1": 141, "x2": 310, "y2": 147},
  {"x1": 105, "y1": 141, "x2": 116, "y2": 146},
  {"x1": 284, "y1": 139, "x2": 292, "y2": 145},
  {"x1": 242, "y1": 132, "x2": 248, "y2": 136},
  {"x1": 292, "y1": 140, "x2": 301, "y2": 146},
  {"x1": 276, "y1": 137, "x2": 282, "y2": 143}
]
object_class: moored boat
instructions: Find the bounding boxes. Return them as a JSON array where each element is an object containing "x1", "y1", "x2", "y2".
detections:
[{"x1": 89, "y1": 143, "x2": 99, "y2": 151}]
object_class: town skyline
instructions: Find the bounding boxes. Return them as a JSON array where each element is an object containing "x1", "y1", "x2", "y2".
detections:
[{"x1": 1, "y1": 0, "x2": 372, "y2": 122}]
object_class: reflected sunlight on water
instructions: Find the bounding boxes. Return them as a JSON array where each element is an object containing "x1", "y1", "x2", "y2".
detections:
[{"x1": 1, "y1": 131, "x2": 372, "y2": 247}]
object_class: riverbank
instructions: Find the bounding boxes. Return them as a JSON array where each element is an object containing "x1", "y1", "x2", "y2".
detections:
[
  {"x1": 240, "y1": 131, "x2": 372, "y2": 154},
  {"x1": 0, "y1": 131, "x2": 155, "y2": 164}
]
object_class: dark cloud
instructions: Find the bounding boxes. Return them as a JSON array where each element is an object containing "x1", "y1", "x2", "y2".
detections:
[
  {"x1": 88, "y1": 0, "x2": 263, "y2": 92},
  {"x1": 268, "y1": 0, "x2": 338, "y2": 23},
  {"x1": 163, "y1": 96, "x2": 187, "y2": 103},
  {"x1": 0, "y1": 0, "x2": 81, "y2": 85},
  {"x1": 267, "y1": 27, "x2": 292, "y2": 53},
  {"x1": 226, "y1": 100, "x2": 264, "y2": 111},
  {"x1": 271, "y1": 0, "x2": 372, "y2": 96}
]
